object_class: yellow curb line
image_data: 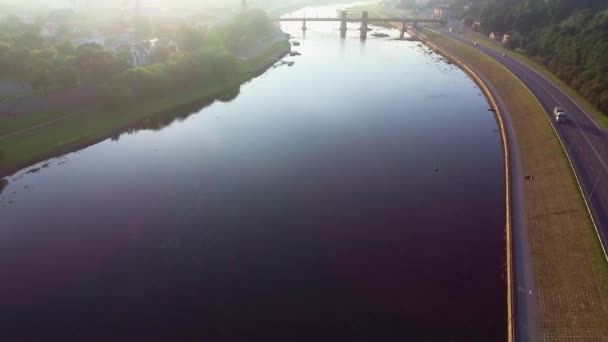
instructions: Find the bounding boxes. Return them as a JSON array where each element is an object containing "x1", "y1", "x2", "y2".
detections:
[{"x1": 421, "y1": 36, "x2": 514, "y2": 342}]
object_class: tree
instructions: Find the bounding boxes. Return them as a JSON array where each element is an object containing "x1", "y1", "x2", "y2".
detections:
[
  {"x1": 176, "y1": 25, "x2": 206, "y2": 52},
  {"x1": 151, "y1": 44, "x2": 171, "y2": 64},
  {"x1": 52, "y1": 65, "x2": 79, "y2": 88},
  {"x1": 25, "y1": 58, "x2": 53, "y2": 88}
]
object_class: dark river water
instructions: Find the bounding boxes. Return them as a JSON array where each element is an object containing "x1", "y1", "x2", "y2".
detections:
[{"x1": 0, "y1": 3, "x2": 506, "y2": 341}]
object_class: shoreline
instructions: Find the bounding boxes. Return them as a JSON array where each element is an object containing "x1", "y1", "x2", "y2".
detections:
[
  {"x1": 0, "y1": 39, "x2": 291, "y2": 179},
  {"x1": 409, "y1": 28, "x2": 516, "y2": 342},
  {"x1": 418, "y1": 27, "x2": 608, "y2": 340}
]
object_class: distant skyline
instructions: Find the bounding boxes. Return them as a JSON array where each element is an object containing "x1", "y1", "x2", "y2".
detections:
[{"x1": 0, "y1": 0, "x2": 244, "y2": 12}]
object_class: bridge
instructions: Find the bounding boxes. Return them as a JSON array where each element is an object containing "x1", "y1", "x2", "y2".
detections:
[{"x1": 274, "y1": 11, "x2": 446, "y2": 39}]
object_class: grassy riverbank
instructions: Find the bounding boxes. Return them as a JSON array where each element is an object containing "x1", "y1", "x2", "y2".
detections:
[
  {"x1": 423, "y1": 29, "x2": 608, "y2": 340},
  {"x1": 463, "y1": 33, "x2": 608, "y2": 129},
  {"x1": 0, "y1": 40, "x2": 290, "y2": 177}
]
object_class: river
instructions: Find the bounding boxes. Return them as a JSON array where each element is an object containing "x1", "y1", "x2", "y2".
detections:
[{"x1": 0, "y1": 2, "x2": 506, "y2": 341}]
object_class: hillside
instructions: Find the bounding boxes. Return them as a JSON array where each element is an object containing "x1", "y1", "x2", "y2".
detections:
[{"x1": 463, "y1": 0, "x2": 608, "y2": 115}]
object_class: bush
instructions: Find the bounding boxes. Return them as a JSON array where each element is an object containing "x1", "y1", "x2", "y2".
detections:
[{"x1": 598, "y1": 90, "x2": 608, "y2": 114}]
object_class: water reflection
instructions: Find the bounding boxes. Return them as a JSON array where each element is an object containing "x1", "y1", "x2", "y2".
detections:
[
  {"x1": 1, "y1": 3, "x2": 506, "y2": 341},
  {"x1": 0, "y1": 178, "x2": 7, "y2": 194},
  {"x1": 110, "y1": 87, "x2": 240, "y2": 141},
  {"x1": 217, "y1": 86, "x2": 241, "y2": 103}
]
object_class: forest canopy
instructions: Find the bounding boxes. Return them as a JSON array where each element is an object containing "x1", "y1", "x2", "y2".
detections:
[
  {"x1": 463, "y1": 0, "x2": 608, "y2": 114},
  {"x1": 0, "y1": 9, "x2": 276, "y2": 107}
]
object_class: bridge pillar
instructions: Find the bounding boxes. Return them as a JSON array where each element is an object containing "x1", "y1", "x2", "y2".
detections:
[
  {"x1": 360, "y1": 11, "x2": 369, "y2": 40},
  {"x1": 340, "y1": 11, "x2": 347, "y2": 38},
  {"x1": 302, "y1": 18, "x2": 307, "y2": 32},
  {"x1": 400, "y1": 20, "x2": 406, "y2": 39}
]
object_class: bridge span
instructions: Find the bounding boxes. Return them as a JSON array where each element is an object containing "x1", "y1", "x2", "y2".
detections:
[{"x1": 274, "y1": 11, "x2": 445, "y2": 39}]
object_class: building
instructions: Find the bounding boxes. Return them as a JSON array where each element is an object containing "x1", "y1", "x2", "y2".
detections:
[
  {"x1": 490, "y1": 32, "x2": 503, "y2": 41},
  {"x1": 472, "y1": 21, "x2": 481, "y2": 31},
  {"x1": 72, "y1": 37, "x2": 105, "y2": 47},
  {"x1": 433, "y1": 5, "x2": 451, "y2": 21},
  {"x1": 502, "y1": 34, "x2": 511, "y2": 44},
  {"x1": 40, "y1": 22, "x2": 59, "y2": 38}
]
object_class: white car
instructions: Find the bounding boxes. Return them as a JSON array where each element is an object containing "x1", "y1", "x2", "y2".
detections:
[{"x1": 553, "y1": 107, "x2": 568, "y2": 123}]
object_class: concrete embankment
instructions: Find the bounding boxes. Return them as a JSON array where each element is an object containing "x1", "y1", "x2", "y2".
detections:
[
  {"x1": 417, "y1": 28, "x2": 608, "y2": 341},
  {"x1": 411, "y1": 28, "x2": 518, "y2": 342}
]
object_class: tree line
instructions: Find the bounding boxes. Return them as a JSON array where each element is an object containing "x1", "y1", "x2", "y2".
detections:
[
  {"x1": 462, "y1": 0, "x2": 608, "y2": 115},
  {"x1": 0, "y1": 9, "x2": 274, "y2": 107}
]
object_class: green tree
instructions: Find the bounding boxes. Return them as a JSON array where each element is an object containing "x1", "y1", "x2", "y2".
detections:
[{"x1": 176, "y1": 25, "x2": 206, "y2": 52}]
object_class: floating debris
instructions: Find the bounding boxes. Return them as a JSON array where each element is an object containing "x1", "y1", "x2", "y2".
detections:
[
  {"x1": 276, "y1": 60, "x2": 295, "y2": 68},
  {"x1": 371, "y1": 32, "x2": 389, "y2": 38},
  {"x1": 433, "y1": 166, "x2": 440, "y2": 172}
]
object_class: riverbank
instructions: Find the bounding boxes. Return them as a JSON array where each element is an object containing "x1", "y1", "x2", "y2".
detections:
[
  {"x1": 0, "y1": 38, "x2": 290, "y2": 178},
  {"x1": 419, "y1": 28, "x2": 608, "y2": 341}
]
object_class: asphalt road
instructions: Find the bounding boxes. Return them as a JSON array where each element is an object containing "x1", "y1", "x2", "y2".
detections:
[{"x1": 441, "y1": 30, "x2": 608, "y2": 258}]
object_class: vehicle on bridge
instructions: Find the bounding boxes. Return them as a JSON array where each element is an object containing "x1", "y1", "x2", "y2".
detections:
[{"x1": 554, "y1": 107, "x2": 568, "y2": 123}]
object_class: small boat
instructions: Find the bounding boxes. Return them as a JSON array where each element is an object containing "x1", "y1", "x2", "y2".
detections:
[
  {"x1": 290, "y1": 51, "x2": 301, "y2": 56},
  {"x1": 292, "y1": 41, "x2": 301, "y2": 46},
  {"x1": 371, "y1": 32, "x2": 389, "y2": 38}
]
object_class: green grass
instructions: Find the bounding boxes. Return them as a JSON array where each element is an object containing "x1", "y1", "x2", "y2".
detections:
[
  {"x1": 463, "y1": 33, "x2": 608, "y2": 129},
  {"x1": 0, "y1": 80, "x2": 238, "y2": 173},
  {"x1": 0, "y1": 43, "x2": 290, "y2": 176}
]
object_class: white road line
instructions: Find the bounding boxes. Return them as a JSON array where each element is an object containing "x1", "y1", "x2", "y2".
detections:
[
  {"x1": 459, "y1": 32, "x2": 606, "y2": 133},
  {"x1": 516, "y1": 68, "x2": 608, "y2": 175},
  {"x1": 505, "y1": 54, "x2": 606, "y2": 133},
  {"x1": 470, "y1": 41, "x2": 608, "y2": 176}
]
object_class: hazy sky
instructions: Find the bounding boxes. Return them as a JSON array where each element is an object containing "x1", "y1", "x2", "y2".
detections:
[
  {"x1": 0, "y1": 0, "x2": 243, "y2": 13},
  {"x1": 0, "y1": 0, "x2": 334, "y2": 17}
]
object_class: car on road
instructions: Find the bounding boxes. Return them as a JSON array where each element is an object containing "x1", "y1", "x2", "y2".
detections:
[{"x1": 553, "y1": 107, "x2": 568, "y2": 123}]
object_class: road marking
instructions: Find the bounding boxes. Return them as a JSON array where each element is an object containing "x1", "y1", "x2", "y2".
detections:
[
  {"x1": 452, "y1": 34, "x2": 608, "y2": 264},
  {"x1": 513, "y1": 66, "x2": 608, "y2": 175},
  {"x1": 505, "y1": 52, "x2": 606, "y2": 133},
  {"x1": 460, "y1": 35, "x2": 608, "y2": 177},
  {"x1": 456, "y1": 30, "x2": 607, "y2": 133}
]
